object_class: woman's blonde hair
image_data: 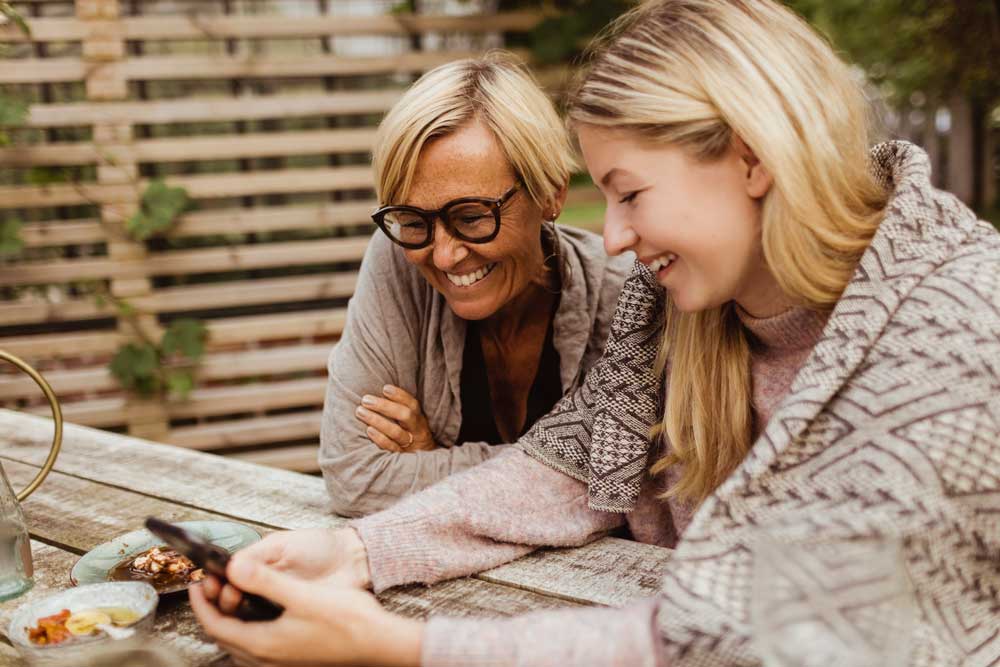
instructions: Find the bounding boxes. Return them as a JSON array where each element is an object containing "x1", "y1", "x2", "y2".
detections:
[
  {"x1": 372, "y1": 51, "x2": 575, "y2": 210},
  {"x1": 568, "y1": 0, "x2": 889, "y2": 504}
]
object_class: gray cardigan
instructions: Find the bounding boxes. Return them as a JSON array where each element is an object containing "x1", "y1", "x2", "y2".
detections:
[{"x1": 319, "y1": 226, "x2": 632, "y2": 517}]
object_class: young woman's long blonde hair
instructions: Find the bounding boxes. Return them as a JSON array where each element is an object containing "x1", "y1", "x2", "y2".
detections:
[{"x1": 568, "y1": 0, "x2": 889, "y2": 504}]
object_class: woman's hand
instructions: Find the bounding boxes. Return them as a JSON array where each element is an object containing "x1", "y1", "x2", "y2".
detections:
[
  {"x1": 355, "y1": 385, "x2": 437, "y2": 452},
  {"x1": 190, "y1": 558, "x2": 423, "y2": 667},
  {"x1": 203, "y1": 527, "x2": 371, "y2": 617}
]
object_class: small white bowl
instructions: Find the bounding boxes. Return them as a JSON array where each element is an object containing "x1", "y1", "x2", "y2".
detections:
[{"x1": 8, "y1": 582, "x2": 158, "y2": 666}]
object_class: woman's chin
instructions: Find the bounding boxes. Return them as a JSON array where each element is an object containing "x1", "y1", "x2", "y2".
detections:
[{"x1": 447, "y1": 297, "x2": 500, "y2": 321}]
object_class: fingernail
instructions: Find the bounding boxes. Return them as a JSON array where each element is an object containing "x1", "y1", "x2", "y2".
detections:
[
  {"x1": 356, "y1": 406, "x2": 369, "y2": 418},
  {"x1": 366, "y1": 427, "x2": 378, "y2": 438},
  {"x1": 361, "y1": 395, "x2": 376, "y2": 406},
  {"x1": 383, "y1": 385, "x2": 395, "y2": 396}
]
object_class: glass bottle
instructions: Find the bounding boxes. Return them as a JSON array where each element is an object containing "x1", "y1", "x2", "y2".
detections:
[{"x1": 0, "y1": 462, "x2": 33, "y2": 601}]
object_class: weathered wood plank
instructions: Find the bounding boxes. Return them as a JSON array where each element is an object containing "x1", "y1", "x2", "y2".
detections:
[
  {"x1": 23, "y1": 91, "x2": 401, "y2": 128},
  {"x1": 14, "y1": 201, "x2": 375, "y2": 249},
  {"x1": 3, "y1": 459, "x2": 274, "y2": 551},
  {"x1": 0, "y1": 411, "x2": 337, "y2": 530},
  {"x1": 0, "y1": 129, "x2": 379, "y2": 168},
  {"x1": 480, "y1": 537, "x2": 673, "y2": 607},
  {"x1": 0, "y1": 166, "x2": 373, "y2": 210},
  {"x1": 0, "y1": 411, "x2": 675, "y2": 610},
  {"x1": 0, "y1": 12, "x2": 544, "y2": 43},
  {"x1": 0, "y1": 344, "x2": 331, "y2": 399}
]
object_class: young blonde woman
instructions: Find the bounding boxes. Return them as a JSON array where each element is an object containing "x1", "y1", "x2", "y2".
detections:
[
  {"x1": 319, "y1": 53, "x2": 630, "y2": 517},
  {"x1": 192, "y1": 1, "x2": 1000, "y2": 665}
]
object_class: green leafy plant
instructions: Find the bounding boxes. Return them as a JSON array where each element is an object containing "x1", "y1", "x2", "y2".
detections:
[
  {"x1": 110, "y1": 319, "x2": 208, "y2": 399},
  {"x1": 0, "y1": 2, "x2": 30, "y2": 38},
  {"x1": 127, "y1": 179, "x2": 191, "y2": 241},
  {"x1": 0, "y1": 219, "x2": 23, "y2": 256}
]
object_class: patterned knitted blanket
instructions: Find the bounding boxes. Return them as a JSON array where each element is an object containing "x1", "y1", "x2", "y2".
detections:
[{"x1": 523, "y1": 141, "x2": 1000, "y2": 665}]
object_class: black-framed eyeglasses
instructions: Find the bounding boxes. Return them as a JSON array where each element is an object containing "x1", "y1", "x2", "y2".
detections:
[{"x1": 371, "y1": 181, "x2": 521, "y2": 249}]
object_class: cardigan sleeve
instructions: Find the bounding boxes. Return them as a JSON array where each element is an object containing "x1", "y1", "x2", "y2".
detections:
[
  {"x1": 351, "y1": 446, "x2": 623, "y2": 592},
  {"x1": 318, "y1": 234, "x2": 511, "y2": 518}
]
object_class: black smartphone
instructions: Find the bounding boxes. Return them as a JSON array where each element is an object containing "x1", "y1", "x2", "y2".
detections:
[{"x1": 144, "y1": 517, "x2": 283, "y2": 622}]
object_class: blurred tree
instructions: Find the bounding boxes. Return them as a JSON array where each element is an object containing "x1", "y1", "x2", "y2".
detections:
[{"x1": 785, "y1": 0, "x2": 1000, "y2": 209}]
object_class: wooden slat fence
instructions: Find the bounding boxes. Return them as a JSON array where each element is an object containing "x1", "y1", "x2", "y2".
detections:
[{"x1": 0, "y1": 0, "x2": 579, "y2": 473}]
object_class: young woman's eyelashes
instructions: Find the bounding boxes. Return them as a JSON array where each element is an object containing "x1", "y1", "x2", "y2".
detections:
[{"x1": 618, "y1": 190, "x2": 642, "y2": 205}]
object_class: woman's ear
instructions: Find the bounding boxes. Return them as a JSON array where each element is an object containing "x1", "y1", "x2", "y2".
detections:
[
  {"x1": 734, "y1": 137, "x2": 772, "y2": 199},
  {"x1": 546, "y1": 183, "x2": 569, "y2": 221}
]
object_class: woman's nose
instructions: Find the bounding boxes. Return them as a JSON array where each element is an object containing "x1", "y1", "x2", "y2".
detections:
[
  {"x1": 432, "y1": 228, "x2": 470, "y2": 270},
  {"x1": 603, "y1": 211, "x2": 638, "y2": 256}
]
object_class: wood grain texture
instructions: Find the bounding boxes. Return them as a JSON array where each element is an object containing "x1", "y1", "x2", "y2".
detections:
[
  {"x1": 3, "y1": 459, "x2": 273, "y2": 552},
  {"x1": 480, "y1": 537, "x2": 673, "y2": 607},
  {"x1": 0, "y1": 411, "x2": 676, "y2": 612},
  {"x1": 0, "y1": 411, "x2": 338, "y2": 530}
]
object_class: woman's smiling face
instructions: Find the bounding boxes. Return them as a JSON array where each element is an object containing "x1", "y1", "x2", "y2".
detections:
[
  {"x1": 400, "y1": 121, "x2": 550, "y2": 321},
  {"x1": 577, "y1": 124, "x2": 785, "y2": 317}
]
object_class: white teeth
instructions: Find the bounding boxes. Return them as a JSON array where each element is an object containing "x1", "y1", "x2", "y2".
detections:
[
  {"x1": 648, "y1": 253, "x2": 677, "y2": 273},
  {"x1": 447, "y1": 263, "x2": 496, "y2": 287}
]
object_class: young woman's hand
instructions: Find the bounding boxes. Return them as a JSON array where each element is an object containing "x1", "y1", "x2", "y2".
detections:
[
  {"x1": 355, "y1": 385, "x2": 438, "y2": 452},
  {"x1": 200, "y1": 527, "x2": 371, "y2": 616},
  {"x1": 190, "y1": 558, "x2": 422, "y2": 667}
]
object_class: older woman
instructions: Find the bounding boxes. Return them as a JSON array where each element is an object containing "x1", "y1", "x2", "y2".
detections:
[{"x1": 319, "y1": 53, "x2": 631, "y2": 517}]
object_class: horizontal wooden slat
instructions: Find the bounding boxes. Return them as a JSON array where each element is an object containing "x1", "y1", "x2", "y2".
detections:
[
  {"x1": 0, "y1": 12, "x2": 543, "y2": 43},
  {"x1": 166, "y1": 376, "x2": 328, "y2": 420},
  {"x1": 166, "y1": 410, "x2": 322, "y2": 450},
  {"x1": 0, "y1": 236, "x2": 368, "y2": 285},
  {"x1": 0, "y1": 293, "x2": 112, "y2": 326},
  {"x1": 0, "y1": 342, "x2": 331, "y2": 399},
  {"x1": 0, "y1": 328, "x2": 121, "y2": 357},
  {"x1": 0, "y1": 307, "x2": 346, "y2": 358},
  {"x1": 229, "y1": 444, "x2": 321, "y2": 473},
  {"x1": 0, "y1": 128, "x2": 379, "y2": 167},
  {"x1": 0, "y1": 164, "x2": 372, "y2": 208},
  {"x1": 206, "y1": 307, "x2": 347, "y2": 346},
  {"x1": 0, "y1": 50, "x2": 513, "y2": 84},
  {"x1": 21, "y1": 90, "x2": 401, "y2": 128},
  {"x1": 0, "y1": 56, "x2": 87, "y2": 84},
  {"x1": 16, "y1": 201, "x2": 376, "y2": 248},
  {"x1": 24, "y1": 376, "x2": 329, "y2": 426},
  {"x1": 134, "y1": 271, "x2": 358, "y2": 315}
]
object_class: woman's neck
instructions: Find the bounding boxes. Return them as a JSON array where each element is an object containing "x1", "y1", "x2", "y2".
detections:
[{"x1": 481, "y1": 278, "x2": 556, "y2": 343}]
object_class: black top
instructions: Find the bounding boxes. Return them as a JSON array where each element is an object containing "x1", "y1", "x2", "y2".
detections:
[{"x1": 456, "y1": 317, "x2": 563, "y2": 445}]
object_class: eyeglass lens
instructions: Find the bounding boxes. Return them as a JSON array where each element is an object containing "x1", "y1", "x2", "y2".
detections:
[{"x1": 382, "y1": 201, "x2": 497, "y2": 246}]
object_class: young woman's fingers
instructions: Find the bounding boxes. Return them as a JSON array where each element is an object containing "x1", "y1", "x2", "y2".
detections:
[
  {"x1": 200, "y1": 574, "x2": 222, "y2": 602},
  {"x1": 218, "y1": 582, "x2": 244, "y2": 615},
  {"x1": 355, "y1": 406, "x2": 409, "y2": 445},
  {"x1": 365, "y1": 425, "x2": 404, "y2": 452}
]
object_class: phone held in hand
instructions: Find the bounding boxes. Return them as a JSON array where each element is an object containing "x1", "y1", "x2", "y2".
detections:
[{"x1": 144, "y1": 517, "x2": 283, "y2": 621}]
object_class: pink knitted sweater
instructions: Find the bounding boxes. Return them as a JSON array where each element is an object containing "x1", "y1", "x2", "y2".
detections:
[{"x1": 353, "y1": 305, "x2": 828, "y2": 666}]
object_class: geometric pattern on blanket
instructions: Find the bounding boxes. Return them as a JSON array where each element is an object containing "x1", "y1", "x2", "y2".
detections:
[{"x1": 524, "y1": 141, "x2": 1000, "y2": 666}]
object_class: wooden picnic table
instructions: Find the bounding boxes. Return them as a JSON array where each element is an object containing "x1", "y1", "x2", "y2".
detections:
[{"x1": 0, "y1": 409, "x2": 673, "y2": 665}]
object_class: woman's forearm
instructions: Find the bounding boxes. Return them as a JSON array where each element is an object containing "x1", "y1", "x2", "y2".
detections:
[{"x1": 351, "y1": 447, "x2": 623, "y2": 592}]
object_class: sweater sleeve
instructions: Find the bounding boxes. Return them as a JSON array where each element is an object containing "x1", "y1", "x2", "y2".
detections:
[
  {"x1": 421, "y1": 598, "x2": 665, "y2": 667},
  {"x1": 350, "y1": 447, "x2": 624, "y2": 592},
  {"x1": 318, "y1": 233, "x2": 513, "y2": 518}
]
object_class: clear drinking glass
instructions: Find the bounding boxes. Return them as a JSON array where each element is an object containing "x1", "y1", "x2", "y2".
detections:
[
  {"x1": 751, "y1": 533, "x2": 915, "y2": 667},
  {"x1": 0, "y1": 462, "x2": 33, "y2": 601}
]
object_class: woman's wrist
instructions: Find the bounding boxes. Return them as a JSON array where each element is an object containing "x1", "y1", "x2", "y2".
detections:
[
  {"x1": 371, "y1": 613, "x2": 424, "y2": 667},
  {"x1": 336, "y1": 526, "x2": 373, "y2": 589}
]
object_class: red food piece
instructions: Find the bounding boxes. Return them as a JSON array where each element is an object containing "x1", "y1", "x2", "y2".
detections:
[{"x1": 27, "y1": 609, "x2": 72, "y2": 645}]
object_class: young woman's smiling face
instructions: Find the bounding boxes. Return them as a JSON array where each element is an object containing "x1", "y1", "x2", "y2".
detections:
[
  {"x1": 577, "y1": 124, "x2": 787, "y2": 317},
  {"x1": 400, "y1": 121, "x2": 551, "y2": 321}
]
